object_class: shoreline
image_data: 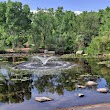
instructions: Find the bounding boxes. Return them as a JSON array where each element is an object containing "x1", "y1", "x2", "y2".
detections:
[{"x1": 55, "y1": 103, "x2": 110, "y2": 110}]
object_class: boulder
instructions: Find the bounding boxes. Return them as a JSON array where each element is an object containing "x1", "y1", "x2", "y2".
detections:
[
  {"x1": 97, "y1": 88, "x2": 109, "y2": 93},
  {"x1": 86, "y1": 81, "x2": 98, "y2": 86},
  {"x1": 78, "y1": 93, "x2": 85, "y2": 97},
  {"x1": 35, "y1": 97, "x2": 53, "y2": 102}
]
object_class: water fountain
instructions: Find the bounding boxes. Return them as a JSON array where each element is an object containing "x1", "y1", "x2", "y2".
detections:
[
  {"x1": 14, "y1": 53, "x2": 76, "y2": 72},
  {"x1": 32, "y1": 55, "x2": 56, "y2": 65}
]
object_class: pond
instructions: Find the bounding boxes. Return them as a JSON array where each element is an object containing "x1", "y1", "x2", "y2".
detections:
[{"x1": 0, "y1": 57, "x2": 110, "y2": 110}]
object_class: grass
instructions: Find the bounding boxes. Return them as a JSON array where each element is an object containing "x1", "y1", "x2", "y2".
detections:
[{"x1": 60, "y1": 53, "x2": 110, "y2": 60}]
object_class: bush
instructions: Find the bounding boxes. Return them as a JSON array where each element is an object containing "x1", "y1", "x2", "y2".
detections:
[
  {"x1": 0, "y1": 49, "x2": 7, "y2": 54},
  {"x1": 29, "y1": 47, "x2": 38, "y2": 53}
]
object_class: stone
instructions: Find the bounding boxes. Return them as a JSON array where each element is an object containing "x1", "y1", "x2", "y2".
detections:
[
  {"x1": 78, "y1": 93, "x2": 85, "y2": 97},
  {"x1": 83, "y1": 54, "x2": 88, "y2": 56},
  {"x1": 48, "y1": 51, "x2": 55, "y2": 54},
  {"x1": 35, "y1": 97, "x2": 53, "y2": 102},
  {"x1": 97, "y1": 88, "x2": 109, "y2": 93},
  {"x1": 76, "y1": 85, "x2": 86, "y2": 89},
  {"x1": 76, "y1": 50, "x2": 83, "y2": 55},
  {"x1": 86, "y1": 81, "x2": 98, "y2": 86}
]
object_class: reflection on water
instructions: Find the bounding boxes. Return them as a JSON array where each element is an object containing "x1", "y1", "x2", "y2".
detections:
[{"x1": 0, "y1": 58, "x2": 110, "y2": 110}]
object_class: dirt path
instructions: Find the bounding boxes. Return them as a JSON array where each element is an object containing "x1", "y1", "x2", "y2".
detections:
[{"x1": 55, "y1": 103, "x2": 110, "y2": 110}]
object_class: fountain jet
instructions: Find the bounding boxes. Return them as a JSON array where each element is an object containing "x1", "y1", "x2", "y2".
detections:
[{"x1": 32, "y1": 55, "x2": 56, "y2": 65}]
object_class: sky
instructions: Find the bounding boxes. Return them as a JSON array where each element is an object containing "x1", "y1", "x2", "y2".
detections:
[{"x1": 0, "y1": 0, "x2": 110, "y2": 12}]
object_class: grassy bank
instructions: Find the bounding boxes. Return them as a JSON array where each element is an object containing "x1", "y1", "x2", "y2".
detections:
[{"x1": 60, "y1": 53, "x2": 110, "y2": 60}]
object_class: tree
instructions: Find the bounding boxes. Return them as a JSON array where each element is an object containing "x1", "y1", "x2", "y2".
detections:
[
  {"x1": 5, "y1": 0, "x2": 22, "y2": 49},
  {"x1": 0, "y1": 2, "x2": 6, "y2": 25},
  {"x1": 85, "y1": 35, "x2": 110, "y2": 55},
  {"x1": 99, "y1": 7, "x2": 110, "y2": 36},
  {"x1": 31, "y1": 8, "x2": 54, "y2": 49},
  {"x1": 5, "y1": 0, "x2": 31, "y2": 49},
  {"x1": 76, "y1": 11, "x2": 100, "y2": 48},
  {"x1": 0, "y1": 2, "x2": 7, "y2": 47}
]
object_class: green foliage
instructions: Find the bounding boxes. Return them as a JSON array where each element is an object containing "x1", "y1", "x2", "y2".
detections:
[
  {"x1": 85, "y1": 37, "x2": 101, "y2": 55},
  {"x1": 0, "y1": 1, "x2": 109, "y2": 54},
  {"x1": 85, "y1": 36, "x2": 110, "y2": 55},
  {"x1": 0, "y1": 0, "x2": 31, "y2": 49}
]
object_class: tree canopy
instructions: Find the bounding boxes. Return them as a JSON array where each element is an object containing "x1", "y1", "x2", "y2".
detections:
[{"x1": 0, "y1": 1, "x2": 110, "y2": 54}]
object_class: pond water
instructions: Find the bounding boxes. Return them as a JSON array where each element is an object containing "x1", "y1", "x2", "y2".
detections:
[{"x1": 0, "y1": 57, "x2": 110, "y2": 110}]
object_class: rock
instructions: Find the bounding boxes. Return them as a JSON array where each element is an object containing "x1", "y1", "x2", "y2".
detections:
[
  {"x1": 83, "y1": 54, "x2": 88, "y2": 56},
  {"x1": 66, "y1": 80, "x2": 69, "y2": 83},
  {"x1": 48, "y1": 51, "x2": 55, "y2": 54},
  {"x1": 76, "y1": 50, "x2": 83, "y2": 55},
  {"x1": 35, "y1": 97, "x2": 53, "y2": 102},
  {"x1": 78, "y1": 93, "x2": 85, "y2": 97},
  {"x1": 86, "y1": 81, "x2": 98, "y2": 86},
  {"x1": 71, "y1": 79, "x2": 77, "y2": 82},
  {"x1": 80, "y1": 74, "x2": 92, "y2": 77},
  {"x1": 97, "y1": 88, "x2": 109, "y2": 93},
  {"x1": 76, "y1": 85, "x2": 86, "y2": 89}
]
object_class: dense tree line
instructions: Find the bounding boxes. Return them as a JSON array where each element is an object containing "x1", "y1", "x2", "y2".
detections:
[{"x1": 0, "y1": 0, "x2": 110, "y2": 54}]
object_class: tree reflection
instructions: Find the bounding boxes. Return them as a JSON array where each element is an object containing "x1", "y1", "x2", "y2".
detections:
[
  {"x1": 0, "y1": 58, "x2": 110, "y2": 104},
  {"x1": 0, "y1": 69, "x2": 33, "y2": 103},
  {"x1": 34, "y1": 58, "x2": 110, "y2": 95}
]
